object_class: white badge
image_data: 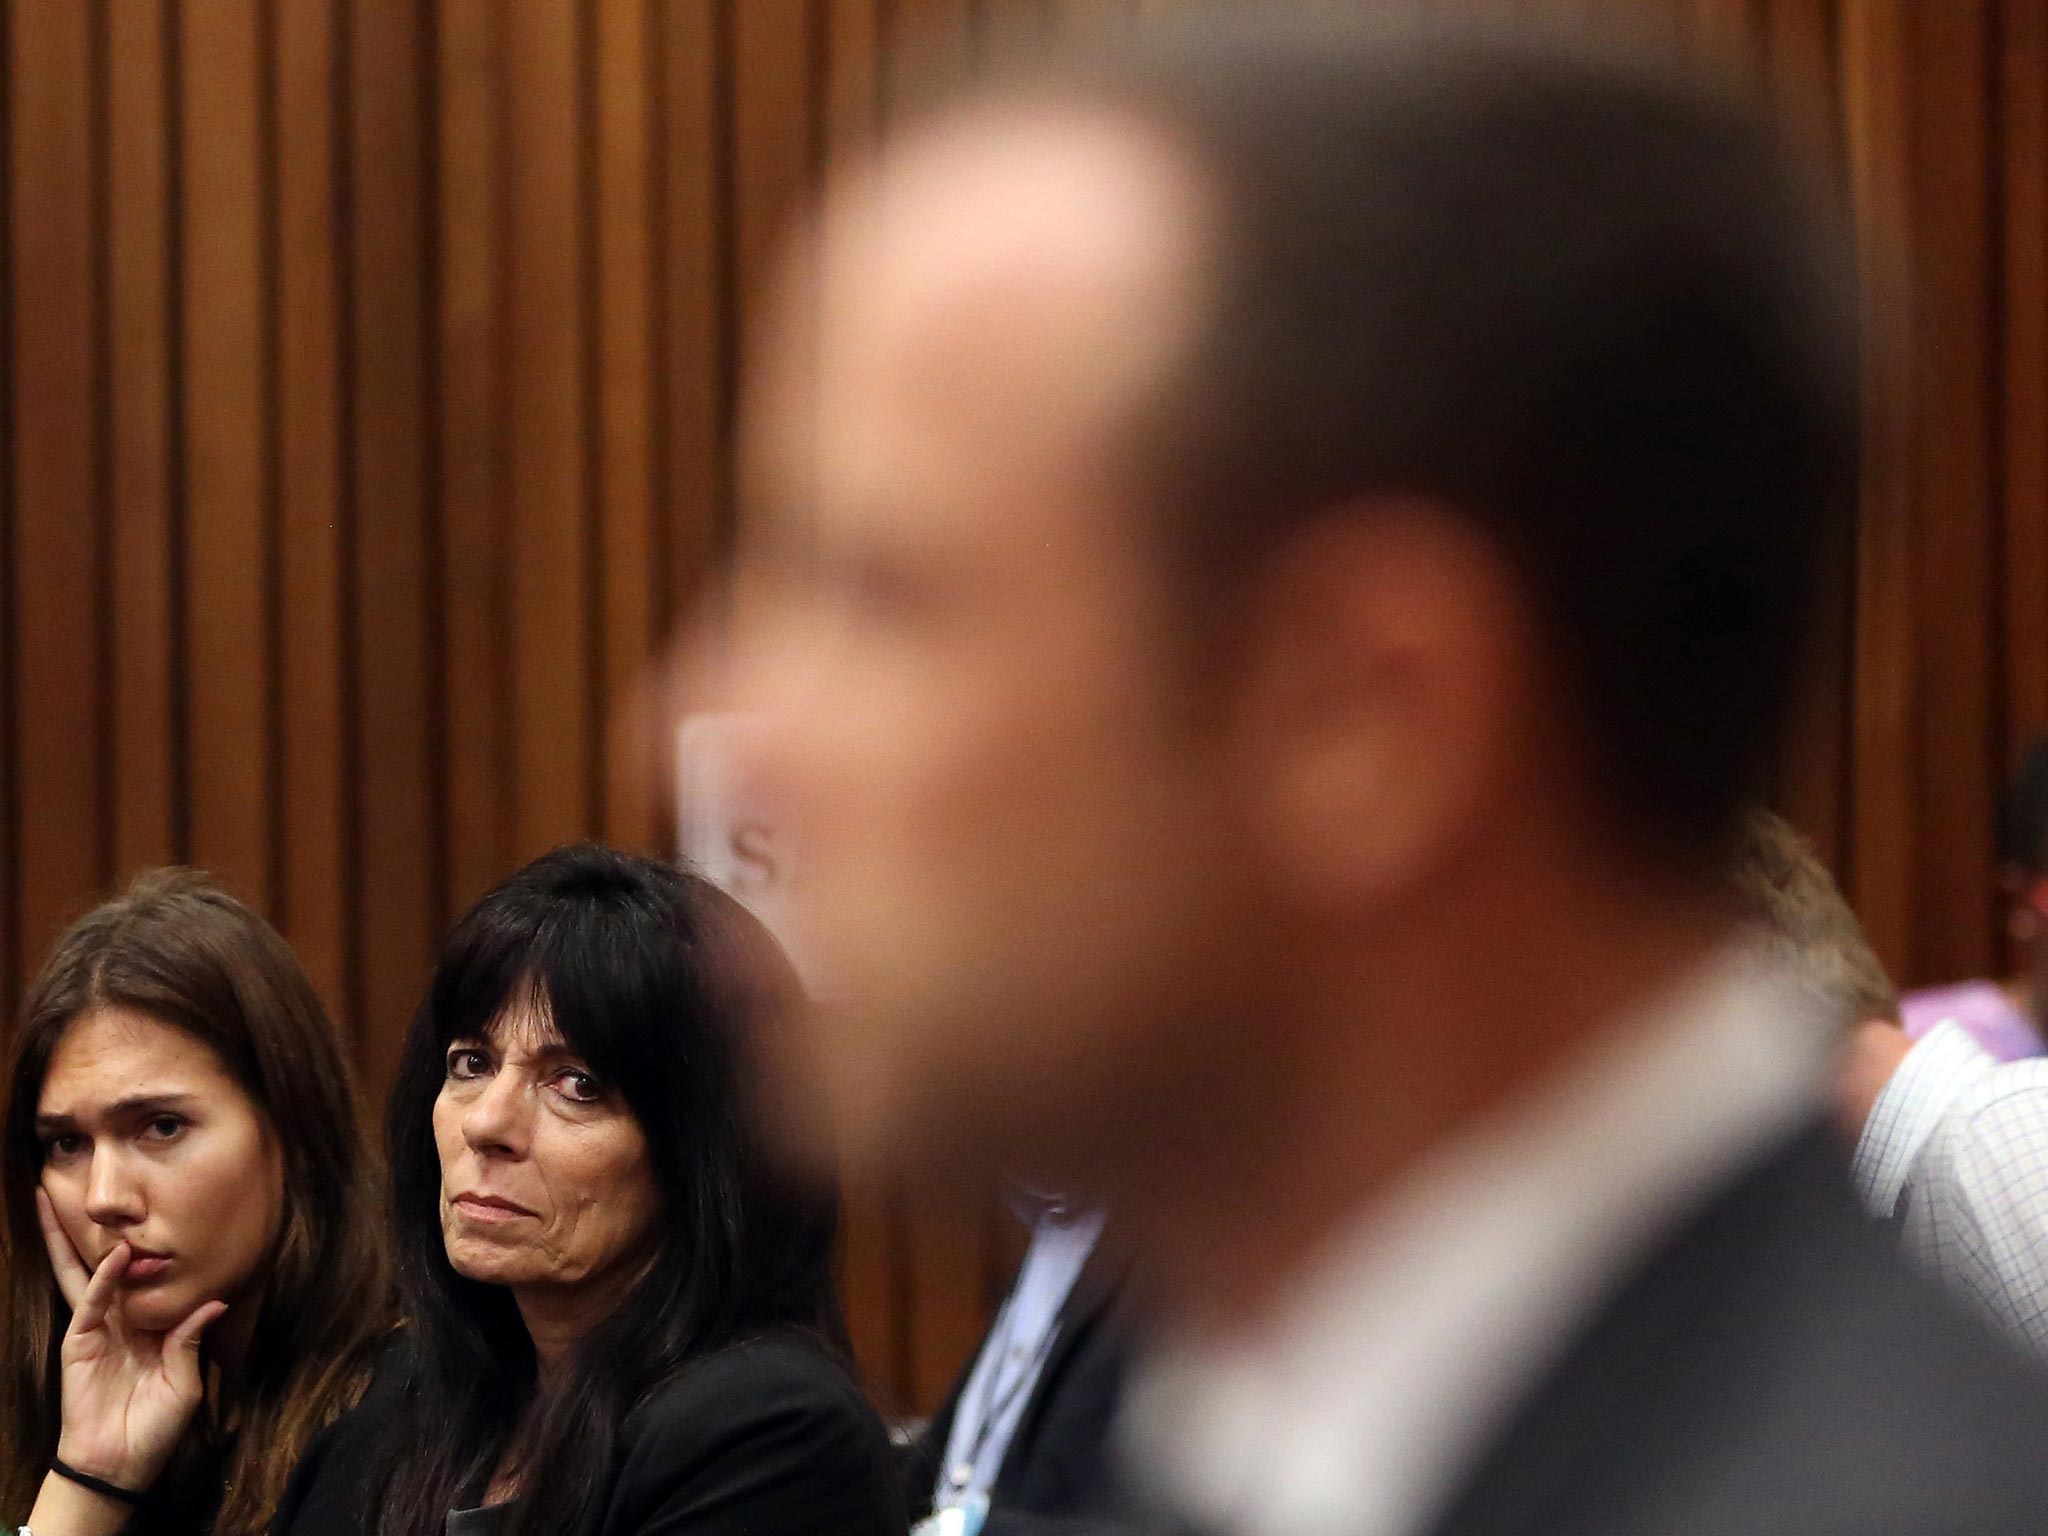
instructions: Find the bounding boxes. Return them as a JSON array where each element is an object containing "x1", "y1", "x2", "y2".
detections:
[{"x1": 912, "y1": 1493, "x2": 990, "y2": 1536}]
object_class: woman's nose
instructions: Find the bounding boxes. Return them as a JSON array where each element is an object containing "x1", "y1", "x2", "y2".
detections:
[
  {"x1": 460, "y1": 1070, "x2": 531, "y2": 1158},
  {"x1": 83, "y1": 1150, "x2": 145, "y2": 1228}
]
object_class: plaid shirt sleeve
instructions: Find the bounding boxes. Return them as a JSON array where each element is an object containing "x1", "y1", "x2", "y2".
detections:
[
  {"x1": 1851, "y1": 1021, "x2": 1997, "y2": 1219},
  {"x1": 1900, "y1": 1058, "x2": 2048, "y2": 1357}
]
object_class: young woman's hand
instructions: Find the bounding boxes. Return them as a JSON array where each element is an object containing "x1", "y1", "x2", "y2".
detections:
[{"x1": 38, "y1": 1186, "x2": 228, "y2": 1495}]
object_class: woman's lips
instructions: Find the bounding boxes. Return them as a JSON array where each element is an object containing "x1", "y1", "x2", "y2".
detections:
[
  {"x1": 451, "y1": 1193, "x2": 537, "y2": 1224},
  {"x1": 121, "y1": 1252, "x2": 172, "y2": 1284}
]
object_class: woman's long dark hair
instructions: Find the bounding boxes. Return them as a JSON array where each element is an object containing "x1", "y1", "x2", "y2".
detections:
[
  {"x1": 377, "y1": 844, "x2": 849, "y2": 1536},
  {"x1": 0, "y1": 869, "x2": 389, "y2": 1536}
]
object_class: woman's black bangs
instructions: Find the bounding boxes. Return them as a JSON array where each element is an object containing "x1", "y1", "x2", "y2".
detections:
[
  {"x1": 515, "y1": 904, "x2": 681, "y2": 1096},
  {"x1": 428, "y1": 914, "x2": 539, "y2": 1052}
]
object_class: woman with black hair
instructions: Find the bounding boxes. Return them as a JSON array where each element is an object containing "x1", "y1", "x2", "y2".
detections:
[{"x1": 276, "y1": 844, "x2": 902, "y2": 1536}]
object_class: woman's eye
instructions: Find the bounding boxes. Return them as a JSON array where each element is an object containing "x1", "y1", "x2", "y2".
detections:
[
  {"x1": 446, "y1": 1048, "x2": 491, "y2": 1081},
  {"x1": 42, "y1": 1133, "x2": 84, "y2": 1163},
  {"x1": 551, "y1": 1071, "x2": 603, "y2": 1105},
  {"x1": 141, "y1": 1116, "x2": 185, "y2": 1142}
]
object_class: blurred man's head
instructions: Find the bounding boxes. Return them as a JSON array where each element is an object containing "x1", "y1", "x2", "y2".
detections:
[{"x1": 734, "y1": 17, "x2": 1858, "y2": 1183}]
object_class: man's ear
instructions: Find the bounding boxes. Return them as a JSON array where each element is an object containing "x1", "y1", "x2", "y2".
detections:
[{"x1": 1222, "y1": 500, "x2": 1542, "y2": 917}]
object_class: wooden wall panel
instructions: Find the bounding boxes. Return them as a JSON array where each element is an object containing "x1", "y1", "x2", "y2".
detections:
[
  {"x1": 273, "y1": 0, "x2": 351, "y2": 1016},
  {"x1": 506, "y1": 1, "x2": 593, "y2": 858},
  {"x1": 11, "y1": 0, "x2": 106, "y2": 977},
  {"x1": 732, "y1": 6, "x2": 814, "y2": 343},
  {"x1": 182, "y1": 0, "x2": 273, "y2": 911},
  {"x1": 436, "y1": 0, "x2": 515, "y2": 918},
  {"x1": 1839, "y1": 0, "x2": 1916, "y2": 969},
  {"x1": 656, "y1": 1, "x2": 723, "y2": 628},
  {"x1": 344, "y1": 0, "x2": 438, "y2": 1078},
  {"x1": 2004, "y1": 0, "x2": 2048, "y2": 756},
  {"x1": 0, "y1": 0, "x2": 2040, "y2": 1417},
  {"x1": 1903, "y1": 0, "x2": 2000, "y2": 986},
  {"x1": 595, "y1": 0, "x2": 660, "y2": 852},
  {"x1": 106, "y1": 0, "x2": 178, "y2": 882}
]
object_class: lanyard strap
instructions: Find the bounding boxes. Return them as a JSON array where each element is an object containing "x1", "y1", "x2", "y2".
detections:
[{"x1": 941, "y1": 1296, "x2": 1064, "y2": 1503}]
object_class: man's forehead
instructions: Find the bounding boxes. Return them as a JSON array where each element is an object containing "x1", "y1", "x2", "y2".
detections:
[
  {"x1": 829, "y1": 106, "x2": 1205, "y2": 289},
  {"x1": 806, "y1": 107, "x2": 1212, "y2": 441}
]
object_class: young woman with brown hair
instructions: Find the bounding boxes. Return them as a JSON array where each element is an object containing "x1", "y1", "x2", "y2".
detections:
[{"x1": 0, "y1": 869, "x2": 388, "y2": 1536}]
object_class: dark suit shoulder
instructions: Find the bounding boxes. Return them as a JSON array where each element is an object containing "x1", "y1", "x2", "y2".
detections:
[
  {"x1": 607, "y1": 1331, "x2": 904, "y2": 1536},
  {"x1": 1649, "y1": 1131, "x2": 2048, "y2": 1524},
  {"x1": 1433, "y1": 1125, "x2": 2048, "y2": 1536},
  {"x1": 1749, "y1": 1220, "x2": 2048, "y2": 1520}
]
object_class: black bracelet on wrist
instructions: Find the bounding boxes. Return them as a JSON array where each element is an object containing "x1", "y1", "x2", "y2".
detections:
[{"x1": 49, "y1": 1459, "x2": 143, "y2": 1507}]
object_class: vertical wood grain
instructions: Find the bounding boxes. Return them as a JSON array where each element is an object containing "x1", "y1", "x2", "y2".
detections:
[
  {"x1": 905, "y1": 1194, "x2": 1001, "y2": 1416},
  {"x1": 1904, "y1": 0, "x2": 1999, "y2": 983},
  {"x1": 436, "y1": 0, "x2": 515, "y2": 916},
  {"x1": 2003, "y1": 0, "x2": 2048, "y2": 753},
  {"x1": 596, "y1": 0, "x2": 660, "y2": 852},
  {"x1": 658, "y1": 0, "x2": 723, "y2": 629},
  {"x1": 106, "y1": 0, "x2": 179, "y2": 880},
  {"x1": 732, "y1": 3, "x2": 814, "y2": 344},
  {"x1": 1838, "y1": 0, "x2": 1915, "y2": 970},
  {"x1": 12, "y1": 0, "x2": 108, "y2": 967},
  {"x1": 181, "y1": 0, "x2": 273, "y2": 909},
  {"x1": 504, "y1": 0, "x2": 592, "y2": 858},
  {"x1": 273, "y1": 0, "x2": 350, "y2": 1017},
  {"x1": 345, "y1": 0, "x2": 437, "y2": 1079}
]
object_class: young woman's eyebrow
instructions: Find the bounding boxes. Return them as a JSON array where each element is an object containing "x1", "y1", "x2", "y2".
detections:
[
  {"x1": 37, "y1": 1092, "x2": 201, "y2": 1131},
  {"x1": 108, "y1": 1092, "x2": 200, "y2": 1116}
]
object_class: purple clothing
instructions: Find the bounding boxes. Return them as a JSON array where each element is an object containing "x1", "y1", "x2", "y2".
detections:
[{"x1": 1902, "y1": 980, "x2": 2044, "y2": 1063}]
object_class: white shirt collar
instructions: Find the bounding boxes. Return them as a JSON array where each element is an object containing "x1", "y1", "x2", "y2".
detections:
[{"x1": 1122, "y1": 948, "x2": 1829, "y2": 1536}]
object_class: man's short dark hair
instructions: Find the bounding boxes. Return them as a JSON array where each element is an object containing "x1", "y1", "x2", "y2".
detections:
[{"x1": 969, "y1": 16, "x2": 1860, "y2": 862}]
